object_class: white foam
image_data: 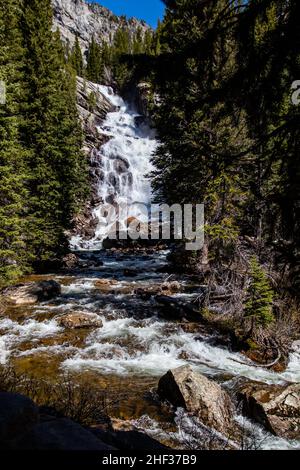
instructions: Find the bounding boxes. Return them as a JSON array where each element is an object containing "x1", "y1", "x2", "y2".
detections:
[
  {"x1": 70, "y1": 85, "x2": 158, "y2": 251},
  {"x1": 61, "y1": 315, "x2": 300, "y2": 383},
  {"x1": 0, "y1": 317, "x2": 62, "y2": 364},
  {"x1": 235, "y1": 415, "x2": 300, "y2": 450}
]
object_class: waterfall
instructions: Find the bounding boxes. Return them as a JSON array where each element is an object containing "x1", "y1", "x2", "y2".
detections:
[{"x1": 70, "y1": 85, "x2": 158, "y2": 251}]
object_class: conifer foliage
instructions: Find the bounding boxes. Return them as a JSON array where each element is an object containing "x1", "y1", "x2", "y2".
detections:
[
  {"x1": 82, "y1": 26, "x2": 158, "y2": 89},
  {"x1": 244, "y1": 257, "x2": 274, "y2": 329},
  {"x1": 71, "y1": 35, "x2": 84, "y2": 76},
  {"x1": 86, "y1": 36, "x2": 103, "y2": 83},
  {"x1": 0, "y1": 0, "x2": 87, "y2": 284},
  {"x1": 21, "y1": 0, "x2": 86, "y2": 265},
  {"x1": 0, "y1": 0, "x2": 29, "y2": 285},
  {"x1": 151, "y1": 0, "x2": 300, "y2": 299}
]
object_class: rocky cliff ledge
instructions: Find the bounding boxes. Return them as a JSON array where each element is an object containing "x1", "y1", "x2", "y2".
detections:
[
  {"x1": 52, "y1": 0, "x2": 151, "y2": 54},
  {"x1": 77, "y1": 77, "x2": 113, "y2": 153}
]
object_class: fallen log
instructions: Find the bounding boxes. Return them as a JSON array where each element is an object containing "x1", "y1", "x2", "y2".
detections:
[{"x1": 231, "y1": 349, "x2": 282, "y2": 369}]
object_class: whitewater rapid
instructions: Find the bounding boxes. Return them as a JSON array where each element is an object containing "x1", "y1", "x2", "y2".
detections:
[{"x1": 1, "y1": 251, "x2": 299, "y2": 450}]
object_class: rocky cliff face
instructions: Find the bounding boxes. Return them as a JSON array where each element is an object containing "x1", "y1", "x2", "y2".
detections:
[{"x1": 52, "y1": 0, "x2": 150, "y2": 53}]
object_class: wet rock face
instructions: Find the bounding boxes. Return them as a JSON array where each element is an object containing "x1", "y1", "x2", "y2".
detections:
[
  {"x1": 157, "y1": 366, "x2": 234, "y2": 435},
  {"x1": 1, "y1": 281, "x2": 61, "y2": 306},
  {"x1": 77, "y1": 77, "x2": 113, "y2": 153},
  {"x1": 71, "y1": 79, "x2": 115, "y2": 243},
  {"x1": 113, "y1": 156, "x2": 130, "y2": 175},
  {"x1": 57, "y1": 312, "x2": 103, "y2": 329},
  {"x1": 135, "y1": 82, "x2": 160, "y2": 118},
  {"x1": 237, "y1": 381, "x2": 300, "y2": 439}
]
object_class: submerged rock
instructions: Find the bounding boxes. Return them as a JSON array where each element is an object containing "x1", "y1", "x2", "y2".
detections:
[
  {"x1": 113, "y1": 156, "x2": 130, "y2": 174},
  {"x1": 57, "y1": 312, "x2": 103, "y2": 329},
  {"x1": 237, "y1": 380, "x2": 300, "y2": 439},
  {"x1": 1, "y1": 280, "x2": 61, "y2": 306},
  {"x1": 135, "y1": 286, "x2": 161, "y2": 300},
  {"x1": 157, "y1": 365, "x2": 234, "y2": 435}
]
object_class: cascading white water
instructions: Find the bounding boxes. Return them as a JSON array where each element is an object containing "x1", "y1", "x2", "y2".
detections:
[{"x1": 70, "y1": 86, "x2": 158, "y2": 250}]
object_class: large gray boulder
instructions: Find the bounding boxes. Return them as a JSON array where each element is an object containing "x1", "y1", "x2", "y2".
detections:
[
  {"x1": 0, "y1": 393, "x2": 39, "y2": 442},
  {"x1": 237, "y1": 381, "x2": 300, "y2": 439},
  {"x1": 12, "y1": 418, "x2": 115, "y2": 450},
  {"x1": 158, "y1": 366, "x2": 233, "y2": 434}
]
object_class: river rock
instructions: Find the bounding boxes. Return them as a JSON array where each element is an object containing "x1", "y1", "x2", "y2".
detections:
[
  {"x1": 62, "y1": 253, "x2": 79, "y2": 269},
  {"x1": 0, "y1": 393, "x2": 39, "y2": 442},
  {"x1": 135, "y1": 281, "x2": 181, "y2": 300},
  {"x1": 12, "y1": 418, "x2": 115, "y2": 450},
  {"x1": 135, "y1": 286, "x2": 161, "y2": 299},
  {"x1": 237, "y1": 380, "x2": 300, "y2": 439},
  {"x1": 1, "y1": 280, "x2": 61, "y2": 306},
  {"x1": 57, "y1": 312, "x2": 103, "y2": 329},
  {"x1": 157, "y1": 365, "x2": 233, "y2": 434},
  {"x1": 94, "y1": 279, "x2": 119, "y2": 293},
  {"x1": 161, "y1": 281, "x2": 181, "y2": 294}
]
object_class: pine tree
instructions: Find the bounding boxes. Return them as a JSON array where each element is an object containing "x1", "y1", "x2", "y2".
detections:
[
  {"x1": 21, "y1": 0, "x2": 87, "y2": 265},
  {"x1": 133, "y1": 27, "x2": 143, "y2": 55},
  {"x1": 153, "y1": 20, "x2": 162, "y2": 55},
  {"x1": 86, "y1": 36, "x2": 103, "y2": 83},
  {"x1": 244, "y1": 257, "x2": 274, "y2": 329},
  {"x1": 0, "y1": 0, "x2": 29, "y2": 285},
  {"x1": 143, "y1": 30, "x2": 155, "y2": 55},
  {"x1": 152, "y1": 0, "x2": 251, "y2": 244},
  {"x1": 113, "y1": 27, "x2": 132, "y2": 56},
  {"x1": 70, "y1": 35, "x2": 83, "y2": 77},
  {"x1": 110, "y1": 27, "x2": 133, "y2": 90}
]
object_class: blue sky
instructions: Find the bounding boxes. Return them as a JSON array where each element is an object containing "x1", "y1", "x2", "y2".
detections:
[{"x1": 91, "y1": 1, "x2": 165, "y2": 28}]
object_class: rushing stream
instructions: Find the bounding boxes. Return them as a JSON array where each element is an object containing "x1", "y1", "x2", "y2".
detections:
[{"x1": 1, "y1": 87, "x2": 299, "y2": 450}]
